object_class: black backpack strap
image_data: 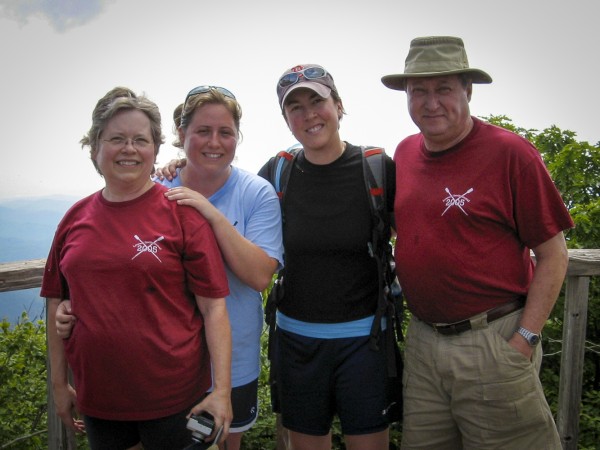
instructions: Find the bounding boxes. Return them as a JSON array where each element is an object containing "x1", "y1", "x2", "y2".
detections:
[
  {"x1": 264, "y1": 143, "x2": 303, "y2": 336},
  {"x1": 265, "y1": 268, "x2": 284, "y2": 360},
  {"x1": 362, "y1": 146, "x2": 390, "y2": 264},
  {"x1": 264, "y1": 144, "x2": 302, "y2": 358},
  {"x1": 362, "y1": 146, "x2": 404, "y2": 377},
  {"x1": 264, "y1": 144, "x2": 304, "y2": 413},
  {"x1": 361, "y1": 146, "x2": 389, "y2": 348},
  {"x1": 361, "y1": 146, "x2": 387, "y2": 219},
  {"x1": 270, "y1": 143, "x2": 303, "y2": 202}
]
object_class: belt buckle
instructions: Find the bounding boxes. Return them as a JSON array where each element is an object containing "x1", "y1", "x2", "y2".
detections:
[
  {"x1": 447, "y1": 324, "x2": 459, "y2": 334},
  {"x1": 432, "y1": 322, "x2": 459, "y2": 335}
]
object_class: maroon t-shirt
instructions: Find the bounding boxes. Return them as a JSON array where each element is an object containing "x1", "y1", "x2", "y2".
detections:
[
  {"x1": 41, "y1": 184, "x2": 229, "y2": 420},
  {"x1": 393, "y1": 118, "x2": 574, "y2": 323}
]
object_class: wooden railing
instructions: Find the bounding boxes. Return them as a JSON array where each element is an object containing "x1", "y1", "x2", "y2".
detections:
[{"x1": 1, "y1": 250, "x2": 599, "y2": 450}]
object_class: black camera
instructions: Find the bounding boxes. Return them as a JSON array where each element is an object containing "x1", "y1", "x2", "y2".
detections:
[
  {"x1": 185, "y1": 412, "x2": 224, "y2": 450},
  {"x1": 187, "y1": 412, "x2": 215, "y2": 442}
]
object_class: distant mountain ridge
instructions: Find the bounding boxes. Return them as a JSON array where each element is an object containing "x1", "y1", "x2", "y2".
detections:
[
  {"x1": 0, "y1": 195, "x2": 80, "y2": 323},
  {"x1": 0, "y1": 195, "x2": 79, "y2": 262}
]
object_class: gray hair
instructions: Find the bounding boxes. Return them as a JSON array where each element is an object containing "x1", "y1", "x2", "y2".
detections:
[{"x1": 81, "y1": 87, "x2": 164, "y2": 175}]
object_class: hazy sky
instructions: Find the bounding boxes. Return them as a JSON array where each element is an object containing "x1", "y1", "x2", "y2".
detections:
[{"x1": 0, "y1": 0, "x2": 597, "y2": 200}]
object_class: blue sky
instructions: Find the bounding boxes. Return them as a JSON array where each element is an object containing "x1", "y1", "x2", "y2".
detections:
[{"x1": 0, "y1": 0, "x2": 597, "y2": 200}]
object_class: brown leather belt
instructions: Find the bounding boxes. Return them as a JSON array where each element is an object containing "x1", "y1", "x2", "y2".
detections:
[{"x1": 423, "y1": 297, "x2": 526, "y2": 336}]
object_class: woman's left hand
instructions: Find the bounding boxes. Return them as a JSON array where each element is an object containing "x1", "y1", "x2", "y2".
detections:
[{"x1": 188, "y1": 389, "x2": 232, "y2": 445}]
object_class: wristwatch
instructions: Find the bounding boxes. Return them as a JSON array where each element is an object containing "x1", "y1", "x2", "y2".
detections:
[{"x1": 517, "y1": 327, "x2": 540, "y2": 346}]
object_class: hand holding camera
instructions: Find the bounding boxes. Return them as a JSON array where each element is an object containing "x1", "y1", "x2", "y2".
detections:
[{"x1": 184, "y1": 412, "x2": 224, "y2": 450}]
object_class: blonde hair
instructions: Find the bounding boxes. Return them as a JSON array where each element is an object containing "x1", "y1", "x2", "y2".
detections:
[{"x1": 173, "y1": 88, "x2": 242, "y2": 148}]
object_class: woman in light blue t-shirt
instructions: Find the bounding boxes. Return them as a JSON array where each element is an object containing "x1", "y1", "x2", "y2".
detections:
[{"x1": 161, "y1": 86, "x2": 283, "y2": 450}]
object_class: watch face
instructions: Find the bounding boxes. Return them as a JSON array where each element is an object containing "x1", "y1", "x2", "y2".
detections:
[
  {"x1": 518, "y1": 327, "x2": 540, "y2": 346},
  {"x1": 529, "y1": 334, "x2": 540, "y2": 346}
]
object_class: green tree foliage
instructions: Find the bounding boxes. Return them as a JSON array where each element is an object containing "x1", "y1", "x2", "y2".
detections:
[
  {"x1": 484, "y1": 115, "x2": 600, "y2": 449},
  {"x1": 0, "y1": 314, "x2": 47, "y2": 449},
  {"x1": 484, "y1": 115, "x2": 600, "y2": 248}
]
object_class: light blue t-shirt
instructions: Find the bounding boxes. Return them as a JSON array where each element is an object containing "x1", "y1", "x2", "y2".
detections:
[{"x1": 159, "y1": 166, "x2": 283, "y2": 386}]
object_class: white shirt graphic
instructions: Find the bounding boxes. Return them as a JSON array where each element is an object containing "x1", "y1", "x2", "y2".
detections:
[
  {"x1": 132, "y1": 235, "x2": 164, "y2": 262},
  {"x1": 442, "y1": 187, "x2": 474, "y2": 216}
]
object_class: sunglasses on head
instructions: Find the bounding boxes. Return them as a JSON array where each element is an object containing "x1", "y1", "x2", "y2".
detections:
[
  {"x1": 278, "y1": 67, "x2": 328, "y2": 88},
  {"x1": 183, "y1": 85, "x2": 236, "y2": 109}
]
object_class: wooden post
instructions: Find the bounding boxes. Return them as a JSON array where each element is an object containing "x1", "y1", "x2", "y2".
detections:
[
  {"x1": 556, "y1": 275, "x2": 590, "y2": 449},
  {"x1": 46, "y1": 305, "x2": 78, "y2": 450},
  {"x1": 46, "y1": 360, "x2": 68, "y2": 450}
]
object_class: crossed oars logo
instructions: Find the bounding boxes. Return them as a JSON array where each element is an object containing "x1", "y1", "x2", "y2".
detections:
[
  {"x1": 132, "y1": 235, "x2": 165, "y2": 262},
  {"x1": 442, "y1": 187, "x2": 474, "y2": 216}
]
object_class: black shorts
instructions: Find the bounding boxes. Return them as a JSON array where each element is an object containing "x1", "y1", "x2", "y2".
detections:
[
  {"x1": 274, "y1": 328, "x2": 388, "y2": 436},
  {"x1": 230, "y1": 378, "x2": 259, "y2": 432},
  {"x1": 83, "y1": 406, "x2": 194, "y2": 450}
]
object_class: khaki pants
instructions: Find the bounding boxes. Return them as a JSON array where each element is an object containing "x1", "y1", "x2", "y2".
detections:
[{"x1": 401, "y1": 310, "x2": 561, "y2": 450}]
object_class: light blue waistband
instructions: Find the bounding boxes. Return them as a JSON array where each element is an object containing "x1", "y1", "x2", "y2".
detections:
[{"x1": 276, "y1": 311, "x2": 386, "y2": 339}]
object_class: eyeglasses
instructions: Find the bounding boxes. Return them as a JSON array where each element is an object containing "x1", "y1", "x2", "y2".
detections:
[
  {"x1": 278, "y1": 67, "x2": 328, "y2": 88},
  {"x1": 183, "y1": 85, "x2": 236, "y2": 109},
  {"x1": 101, "y1": 136, "x2": 153, "y2": 150}
]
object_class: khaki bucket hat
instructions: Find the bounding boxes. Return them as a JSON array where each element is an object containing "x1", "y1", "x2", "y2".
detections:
[{"x1": 381, "y1": 36, "x2": 492, "y2": 91}]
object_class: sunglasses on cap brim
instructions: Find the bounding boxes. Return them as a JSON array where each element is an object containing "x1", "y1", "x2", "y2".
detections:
[{"x1": 278, "y1": 67, "x2": 328, "y2": 88}]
